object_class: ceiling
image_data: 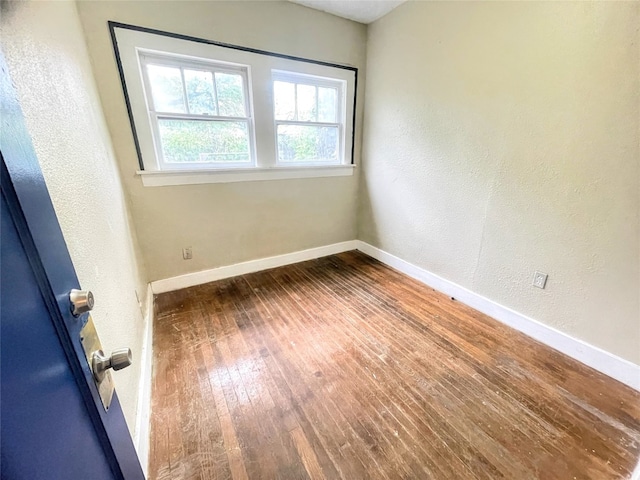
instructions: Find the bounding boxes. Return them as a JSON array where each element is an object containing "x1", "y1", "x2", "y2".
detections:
[{"x1": 288, "y1": 0, "x2": 406, "y2": 24}]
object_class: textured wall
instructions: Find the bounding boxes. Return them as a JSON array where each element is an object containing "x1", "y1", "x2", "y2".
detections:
[
  {"x1": 76, "y1": 1, "x2": 367, "y2": 282},
  {"x1": 360, "y1": 1, "x2": 640, "y2": 364},
  {"x1": 2, "y1": 0, "x2": 149, "y2": 434}
]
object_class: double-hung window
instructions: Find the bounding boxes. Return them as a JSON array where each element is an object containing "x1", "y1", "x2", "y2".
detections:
[
  {"x1": 111, "y1": 23, "x2": 357, "y2": 186},
  {"x1": 140, "y1": 54, "x2": 254, "y2": 169},
  {"x1": 273, "y1": 72, "x2": 345, "y2": 166}
]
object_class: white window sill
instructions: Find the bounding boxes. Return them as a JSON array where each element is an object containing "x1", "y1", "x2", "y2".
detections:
[{"x1": 136, "y1": 165, "x2": 355, "y2": 187}]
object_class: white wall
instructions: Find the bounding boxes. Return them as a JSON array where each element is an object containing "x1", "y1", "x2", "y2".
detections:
[
  {"x1": 2, "y1": 0, "x2": 149, "y2": 434},
  {"x1": 76, "y1": 1, "x2": 367, "y2": 282},
  {"x1": 360, "y1": 1, "x2": 640, "y2": 364}
]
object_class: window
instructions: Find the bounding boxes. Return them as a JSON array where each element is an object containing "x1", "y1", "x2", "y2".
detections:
[
  {"x1": 273, "y1": 72, "x2": 345, "y2": 165},
  {"x1": 140, "y1": 54, "x2": 254, "y2": 169},
  {"x1": 110, "y1": 23, "x2": 357, "y2": 186}
]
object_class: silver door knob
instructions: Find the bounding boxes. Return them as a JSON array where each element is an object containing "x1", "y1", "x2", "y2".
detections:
[
  {"x1": 69, "y1": 289, "x2": 94, "y2": 316},
  {"x1": 92, "y1": 348, "x2": 132, "y2": 382}
]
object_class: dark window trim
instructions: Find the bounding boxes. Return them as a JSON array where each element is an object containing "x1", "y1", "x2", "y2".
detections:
[{"x1": 108, "y1": 21, "x2": 359, "y2": 171}]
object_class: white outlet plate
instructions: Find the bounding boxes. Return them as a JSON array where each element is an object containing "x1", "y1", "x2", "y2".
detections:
[
  {"x1": 182, "y1": 247, "x2": 193, "y2": 260},
  {"x1": 533, "y1": 271, "x2": 548, "y2": 289}
]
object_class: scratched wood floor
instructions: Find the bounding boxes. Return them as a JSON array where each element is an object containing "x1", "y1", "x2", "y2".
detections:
[{"x1": 150, "y1": 251, "x2": 640, "y2": 480}]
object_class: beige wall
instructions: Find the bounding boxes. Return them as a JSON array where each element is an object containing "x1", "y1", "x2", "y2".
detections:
[
  {"x1": 2, "y1": 0, "x2": 149, "y2": 434},
  {"x1": 360, "y1": 1, "x2": 640, "y2": 364},
  {"x1": 76, "y1": 1, "x2": 367, "y2": 282},
  {"x1": 6, "y1": 0, "x2": 634, "y2": 417}
]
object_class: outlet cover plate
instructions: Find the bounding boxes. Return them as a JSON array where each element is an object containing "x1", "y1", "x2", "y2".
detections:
[
  {"x1": 533, "y1": 271, "x2": 548, "y2": 289},
  {"x1": 183, "y1": 247, "x2": 193, "y2": 260}
]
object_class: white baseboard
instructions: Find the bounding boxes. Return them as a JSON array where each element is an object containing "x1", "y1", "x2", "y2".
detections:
[
  {"x1": 133, "y1": 283, "x2": 154, "y2": 476},
  {"x1": 355, "y1": 241, "x2": 640, "y2": 392},
  {"x1": 149, "y1": 239, "x2": 639, "y2": 391},
  {"x1": 150, "y1": 240, "x2": 358, "y2": 294},
  {"x1": 632, "y1": 460, "x2": 640, "y2": 480}
]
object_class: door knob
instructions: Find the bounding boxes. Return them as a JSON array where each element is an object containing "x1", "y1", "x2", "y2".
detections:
[
  {"x1": 69, "y1": 289, "x2": 94, "y2": 316},
  {"x1": 92, "y1": 348, "x2": 132, "y2": 382}
]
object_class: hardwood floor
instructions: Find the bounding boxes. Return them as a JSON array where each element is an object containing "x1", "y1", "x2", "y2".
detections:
[{"x1": 150, "y1": 251, "x2": 640, "y2": 480}]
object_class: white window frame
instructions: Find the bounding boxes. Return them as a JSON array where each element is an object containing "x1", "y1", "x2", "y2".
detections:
[
  {"x1": 272, "y1": 70, "x2": 346, "y2": 167},
  {"x1": 139, "y1": 52, "x2": 256, "y2": 171},
  {"x1": 110, "y1": 23, "x2": 357, "y2": 186}
]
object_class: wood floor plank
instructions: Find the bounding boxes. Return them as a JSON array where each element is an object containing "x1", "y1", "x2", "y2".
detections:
[
  {"x1": 224, "y1": 284, "x2": 324, "y2": 479},
  {"x1": 149, "y1": 251, "x2": 640, "y2": 479},
  {"x1": 306, "y1": 255, "x2": 636, "y2": 476},
  {"x1": 232, "y1": 289, "x2": 342, "y2": 479},
  {"x1": 290, "y1": 426, "x2": 327, "y2": 480},
  {"x1": 284, "y1": 260, "x2": 524, "y2": 477},
  {"x1": 260, "y1": 267, "x2": 459, "y2": 479},
  {"x1": 295, "y1": 261, "x2": 569, "y2": 476},
  {"x1": 251, "y1": 271, "x2": 414, "y2": 479},
  {"x1": 242, "y1": 273, "x2": 376, "y2": 480}
]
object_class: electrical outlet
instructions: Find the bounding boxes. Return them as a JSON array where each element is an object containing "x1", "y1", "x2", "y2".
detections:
[
  {"x1": 182, "y1": 247, "x2": 193, "y2": 260},
  {"x1": 533, "y1": 271, "x2": 548, "y2": 289}
]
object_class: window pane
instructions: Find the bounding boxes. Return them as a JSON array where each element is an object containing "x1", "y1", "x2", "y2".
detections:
[
  {"x1": 273, "y1": 81, "x2": 295, "y2": 120},
  {"x1": 318, "y1": 87, "x2": 337, "y2": 123},
  {"x1": 277, "y1": 124, "x2": 338, "y2": 163},
  {"x1": 215, "y1": 72, "x2": 246, "y2": 117},
  {"x1": 158, "y1": 119, "x2": 251, "y2": 164},
  {"x1": 184, "y1": 69, "x2": 216, "y2": 115},
  {"x1": 296, "y1": 84, "x2": 316, "y2": 121},
  {"x1": 147, "y1": 64, "x2": 186, "y2": 113}
]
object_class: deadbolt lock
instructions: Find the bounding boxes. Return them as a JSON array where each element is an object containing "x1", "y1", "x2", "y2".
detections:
[{"x1": 69, "y1": 289, "x2": 94, "y2": 316}]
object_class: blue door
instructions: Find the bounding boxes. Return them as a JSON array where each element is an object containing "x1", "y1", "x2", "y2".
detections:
[{"x1": 0, "y1": 54, "x2": 145, "y2": 480}]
